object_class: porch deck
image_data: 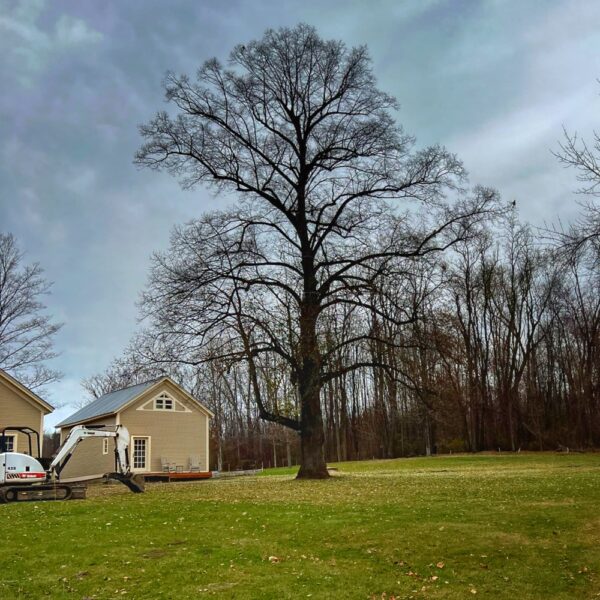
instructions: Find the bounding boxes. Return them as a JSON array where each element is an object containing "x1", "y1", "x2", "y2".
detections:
[{"x1": 143, "y1": 471, "x2": 213, "y2": 482}]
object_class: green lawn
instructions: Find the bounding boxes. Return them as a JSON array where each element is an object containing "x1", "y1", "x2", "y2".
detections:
[{"x1": 2, "y1": 453, "x2": 600, "y2": 599}]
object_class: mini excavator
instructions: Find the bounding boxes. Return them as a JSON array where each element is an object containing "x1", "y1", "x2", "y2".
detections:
[{"x1": 0, "y1": 424, "x2": 145, "y2": 503}]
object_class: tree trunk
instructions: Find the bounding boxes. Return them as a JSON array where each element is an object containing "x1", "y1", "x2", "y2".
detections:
[
  {"x1": 217, "y1": 435, "x2": 223, "y2": 472},
  {"x1": 424, "y1": 409, "x2": 432, "y2": 457},
  {"x1": 296, "y1": 303, "x2": 329, "y2": 479},
  {"x1": 294, "y1": 225, "x2": 330, "y2": 478},
  {"x1": 297, "y1": 372, "x2": 329, "y2": 478},
  {"x1": 339, "y1": 379, "x2": 349, "y2": 461}
]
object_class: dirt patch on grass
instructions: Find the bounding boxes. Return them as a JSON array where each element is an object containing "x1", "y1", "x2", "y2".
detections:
[
  {"x1": 493, "y1": 531, "x2": 534, "y2": 547},
  {"x1": 141, "y1": 549, "x2": 168, "y2": 559},
  {"x1": 527, "y1": 499, "x2": 576, "y2": 508},
  {"x1": 200, "y1": 582, "x2": 238, "y2": 593},
  {"x1": 579, "y1": 516, "x2": 600, "y2": 544}
]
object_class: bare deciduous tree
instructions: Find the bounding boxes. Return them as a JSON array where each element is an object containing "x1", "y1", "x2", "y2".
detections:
[
  {"x1": 136, "y1": 25, "x2": 497, "y2": 478},
  {"x1": 553, "y1": 94, "x2": 600, "y2": 259},
  {"x1": 0, "y1": 233, "x2": 62, "y2": 390}
]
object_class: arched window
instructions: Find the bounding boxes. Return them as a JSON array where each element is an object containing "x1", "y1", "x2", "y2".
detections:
[{"x1": 154, "y1": 392, "x2": 174, "y2": 411}]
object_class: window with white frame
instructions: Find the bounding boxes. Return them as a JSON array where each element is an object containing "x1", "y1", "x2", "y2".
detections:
[
  {"x1": 102, "y1": 438, "x2": 109, "y2": 455},
  {"x1": 137, "y1": 391, "x2": 191, "y2": 413},
  {"x1": 132, "y1": 437, "x2": 149, "y2": 470},
  {"x1": 154, "y1": 392, "x2": 174, "y2": 411},
  {"x1": 2, "y1": 434, "x2": 16, "y2": 452}
]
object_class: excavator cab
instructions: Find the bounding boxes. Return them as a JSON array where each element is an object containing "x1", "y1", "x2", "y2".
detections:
[{"x1": 0, "y1": 426, "x2": 42, "y2": 457}]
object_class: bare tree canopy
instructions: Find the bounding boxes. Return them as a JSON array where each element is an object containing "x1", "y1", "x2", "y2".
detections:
[
  {"x1": 553, "y1": 88, "x2": 600, "y2": 259},
  {"x1": 557, "y1": 126, "x2": 600, "y2": 197},
  {"x1": 136, "y1": 24, "x2": 498, "y2": 478},
  {"x1": 81, "y1": 349, "x2": 165, "y2": 401},
  {"x1": 0, "y1": 233, "x2": 62, "y2": 390}
]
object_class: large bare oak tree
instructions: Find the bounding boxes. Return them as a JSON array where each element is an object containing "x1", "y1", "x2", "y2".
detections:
[{"x1": 136, "y1": 24, "x2": 497, "y2": 478}]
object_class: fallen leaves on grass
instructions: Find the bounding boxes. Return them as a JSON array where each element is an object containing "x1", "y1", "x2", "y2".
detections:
[{"x1": 6, "y1": 453, "x2": 600, "y2": 600}]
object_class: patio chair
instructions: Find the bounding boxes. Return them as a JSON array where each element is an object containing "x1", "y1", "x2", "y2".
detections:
[
  {"x1": 161, "y1": 457, "x2": 176, "y2": 472},
  {"x1": 189, "y1": 455, "x2": 201, "y2": 472}
]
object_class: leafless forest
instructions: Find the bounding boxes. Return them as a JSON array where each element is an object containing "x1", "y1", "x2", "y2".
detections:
[{"x1": 79, "y1": 203, "x2": 600, "y2": 471}]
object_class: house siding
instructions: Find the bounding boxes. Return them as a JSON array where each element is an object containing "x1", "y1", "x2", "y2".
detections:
[
  {"x1": 56, "y1": 380, "x2": 210, "y2": 480},
  {"x1": 58, "y1": 416, "x2": 117, "y2": 481},
  {"x1": 0, "y1": 377, "x2": 46, "y2": 455},
  {"x1": 120, "y1": 381, "x2": 209, "y2": 472}
]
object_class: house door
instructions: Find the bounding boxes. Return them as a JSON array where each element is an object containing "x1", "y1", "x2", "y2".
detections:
[{"x1": 131, "y1": 437, "x2": 150, "y2": 472}]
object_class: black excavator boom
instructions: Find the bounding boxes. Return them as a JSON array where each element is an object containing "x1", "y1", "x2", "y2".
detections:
[{"x1": 108, "y1": 472, "x2": 146, "y2": 493}]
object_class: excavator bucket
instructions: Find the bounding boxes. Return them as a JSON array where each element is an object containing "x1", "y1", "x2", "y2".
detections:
[{"x1": 107, "y1": 472, "x2": 145, "y2": 493}]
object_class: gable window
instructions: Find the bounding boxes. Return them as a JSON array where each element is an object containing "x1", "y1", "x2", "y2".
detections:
[
  {"x1": 154, "y1": 392, "x2": 174, "y2": 411},
  {"x1": 137, "y1": 391, "x2": 191, "y2": 413}
]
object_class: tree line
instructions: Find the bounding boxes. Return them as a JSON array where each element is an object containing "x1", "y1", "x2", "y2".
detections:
[{"x1": 79, "y1": 201, "x2": 600, "y2": 470}]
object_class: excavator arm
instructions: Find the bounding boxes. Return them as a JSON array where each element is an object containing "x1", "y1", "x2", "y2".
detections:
[{"x1": 49, "y1": 425, "x2": 144, "y2": 493}]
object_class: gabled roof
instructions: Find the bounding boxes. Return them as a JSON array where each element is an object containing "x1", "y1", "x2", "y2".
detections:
[
  {"x1": 56, "y1": 376, "x2": 213, "y2": 428},
  {"x1": 0, "y1": 368, "x2": 54, "y2": 413},
  {"x1": 56, "y1": 379, "x2": 159, "y2": 427}
]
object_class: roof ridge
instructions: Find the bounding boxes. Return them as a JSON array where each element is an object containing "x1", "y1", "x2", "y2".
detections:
[
  {"x1": 56, "y1": 377, "x2": 166, "y2": 428},
  {"x1": 97, "y1": 376, "x2": 165, "y2": 399}
]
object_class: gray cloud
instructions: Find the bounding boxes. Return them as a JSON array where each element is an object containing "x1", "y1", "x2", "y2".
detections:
[{"x1": 0, "y1": 0, "x2": 102, "y2": 86}]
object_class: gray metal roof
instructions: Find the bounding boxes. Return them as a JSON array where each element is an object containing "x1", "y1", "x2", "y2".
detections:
[{"x1": 56, "y1": 379, "x2": 160, "y2": 428}]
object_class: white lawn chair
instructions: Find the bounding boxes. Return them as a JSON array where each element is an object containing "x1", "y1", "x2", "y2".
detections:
[
  {"x1": 161, "y1": 457, "x2": 176, "y2": 472},
  {"x1": 189, "y1": 455, "x2": 201, "y2": 472}
]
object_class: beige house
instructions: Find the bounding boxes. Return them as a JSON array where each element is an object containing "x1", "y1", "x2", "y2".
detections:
[
  {"x1": 0, "y1": 368, "x2": 54, "y2": 456},
  {"x1": 56, "y1": 376, "x2": 213, "y2": 481}
]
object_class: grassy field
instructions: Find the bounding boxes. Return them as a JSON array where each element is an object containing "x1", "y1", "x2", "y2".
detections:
[{"x1": 2, "y1": 453, "x2": 600, "y2": 599}]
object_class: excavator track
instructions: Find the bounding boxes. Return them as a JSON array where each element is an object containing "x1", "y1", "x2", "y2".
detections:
[{"x1": 0, "y1": 484, "x2": 73, "y2": 503}]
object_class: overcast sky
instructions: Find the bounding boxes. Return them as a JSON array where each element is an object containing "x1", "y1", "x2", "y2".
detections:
[{"x1": 1, "y1": 0, "x2": 599, "y2": 429}]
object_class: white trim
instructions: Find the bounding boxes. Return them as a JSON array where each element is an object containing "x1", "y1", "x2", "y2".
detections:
[
  {"x1": 205, "y1": 415, "x2": 209, "y2": 472},
  {"x1": 40, "y1": 413, "x2": 44, "y2": 454},
  {"x1": 136, "y1": 391, "x2": 192, "y2": 413},
  {"x1": 4, "y1": 433, "x2": 17, "y2": 453},
  {"x1": 128, "y1": 377, "x2": 214, "y2": 418},
  {"x1": 131, "y1": 436, "x2": 151, "y2": 472},
  {"x1": 154, "y1": 392, "x2": 173, "y2": 411}
]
